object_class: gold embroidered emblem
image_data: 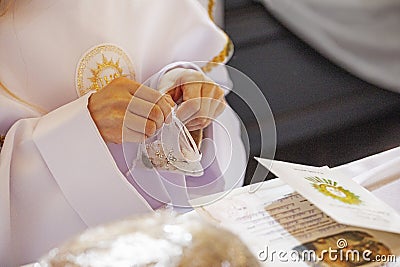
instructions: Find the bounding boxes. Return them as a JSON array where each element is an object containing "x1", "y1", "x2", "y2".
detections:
[
  {"x1": 88, "y1": 54, "x2": 125, "y2": 91},
  {"x1": 76, "y1": 44, "x2": 135, "y2": 96},
  {"x1": 305, "y1": 176, "x2": 362, "y2": 205}
]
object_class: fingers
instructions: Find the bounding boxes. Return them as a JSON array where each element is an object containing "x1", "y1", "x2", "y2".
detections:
[
  {"x1": 173, "y1": 86, "x2": 183, "y2": 102},
  {"x1": 113, "y1": 77, "x2": 174, "y2": 114},
  {"x1": 177, "y1": 81, "x2": 226, "y2": 131},
  {"x1": 114, "y1": 77, "x2": 227, "y2": 142},
  {"x1": 157, "y1": 96, "x2": 174, "y2": 124},
  {"x1": 185, "y1": 97, "x2": 226, "y2": 131},
  {"x1": 123, "y1": 127, "x2": 146, "y2": 143},
  {"x1": 182, "y1": 82, "x2": 202, "y2": 102},
  {"x1": 90, "y1": 77, "x2": 176, "y2": 143},
  {"x1": 126, "y1": 81, "x2": 174, "y2": 130},
  {"x1": 191, "y1": 83, "x2": 219, "y2": 127},
  {"x1": 140, "y1": 89, "x2": 173, "y2": 123},
  {"x1": 163, "y1": 93, "x2": 175, "y2": 107},
  {"x1": 127, "y1": 97, "x2": 163, "y2": 129},
  {"x1": 133, "y1": 83, "x2": 164, "y2": 103},
  {"x1": 176, "y1": 82, "x2": 202, "y2": 122},
  {"x1": 205, "y1": 91, "x2": 226, "y2": 121},
  {"x1": 185, "y1": 121, "x2": 206, "y2": 131},
  {"x1": 212, "y1": 97, "x2": 226, "y2": 118},
  {"x1": 124, "y1": 111, "x2": 157, "y2": 137},
  {"x1": 166, "y1": 86, "x2": 183, "y2": 102}
]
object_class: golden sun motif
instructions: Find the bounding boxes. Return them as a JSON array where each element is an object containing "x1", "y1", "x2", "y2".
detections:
[
  {"x1": 305, "y1": 176, "x2": 362, "y2": 205},
  {"x1": 88, "y1": 54, "x2": 126, "y2": 91},
  {"x1": 75, "y1": 44, "x2": 135, "y2": 96}
]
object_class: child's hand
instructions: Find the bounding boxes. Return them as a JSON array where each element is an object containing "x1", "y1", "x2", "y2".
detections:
[
  {"x1": 88, "y1": 77, "x2": 174, "y2": 143},
  {"x1": 166, "y1": 70, "x2": 226, "y2": 131},
  {"x1": 175, "y1": 81, "x2": 226, "y2": 131}
]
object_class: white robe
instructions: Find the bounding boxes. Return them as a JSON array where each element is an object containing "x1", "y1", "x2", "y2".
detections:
[{"x1": 0, "y1": 0, "x2": 247, "y2": 265}]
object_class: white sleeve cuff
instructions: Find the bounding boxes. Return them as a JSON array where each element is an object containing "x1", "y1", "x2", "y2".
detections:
[
  {"x1": 149, "y1": 62, "x2": 231, "y2": 96},
  {"x1": 32, "y1": 94, "x2": 152, "y2": 226},
  {"x1": 146, "y1": 62, "x2": 208, "y2": 93}
]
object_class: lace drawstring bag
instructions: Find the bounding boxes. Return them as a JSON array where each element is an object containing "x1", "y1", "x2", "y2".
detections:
[{"x1": 130, "y1": 108, "x2": 204, "y2": 177}]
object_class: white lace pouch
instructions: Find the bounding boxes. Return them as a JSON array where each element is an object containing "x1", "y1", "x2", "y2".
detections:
[{"x1": 133, "y1": 109, "x2": 203, "y2": 177}]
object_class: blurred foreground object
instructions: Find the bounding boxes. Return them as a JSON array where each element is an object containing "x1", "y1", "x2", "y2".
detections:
[{"x1": 39, "y1": 212, "x2": 259, "y2": 267}]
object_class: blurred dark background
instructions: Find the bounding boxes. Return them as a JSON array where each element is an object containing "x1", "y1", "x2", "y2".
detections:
[{"x1": 222, "y1": 0, "x2": 400, "y2": 185}]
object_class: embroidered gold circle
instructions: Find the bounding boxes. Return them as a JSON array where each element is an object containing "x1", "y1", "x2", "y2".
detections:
[{"x1": 75, "y1": 44, "x2": 135, "y2": 97}]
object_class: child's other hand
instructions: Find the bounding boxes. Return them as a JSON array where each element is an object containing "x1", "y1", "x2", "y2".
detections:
[
  {"x1": 165, "y1": 70, "x2": 226, "y2": 131},
  {"x1": 88, "y1": 77, "x2": 174, "y2": 143}
]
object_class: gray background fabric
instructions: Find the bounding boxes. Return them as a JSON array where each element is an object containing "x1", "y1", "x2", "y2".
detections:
[
  {"x1": 261, "y1": 0, "x2": 400, "y2": 93},
  {"x1": 223, "y1": 0, "x2": 400, "y2": 184}
]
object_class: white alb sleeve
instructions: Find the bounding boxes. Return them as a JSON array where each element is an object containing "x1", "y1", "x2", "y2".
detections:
[{"x1": 0, "y1": 93, "x2": 152, "y2": 265}]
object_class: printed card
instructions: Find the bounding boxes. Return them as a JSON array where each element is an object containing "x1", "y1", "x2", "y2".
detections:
[{"x1": 255, "y1": 158, "x2": 400, "y2": 234}]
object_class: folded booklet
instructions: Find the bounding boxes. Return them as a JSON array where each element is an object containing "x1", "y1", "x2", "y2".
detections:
[
  {"x1": 255, "y1": 158, "x2": 400, "y2": 234},
  {"x1": 191, "y1": 160, "x2": 400, "y2": 266}
]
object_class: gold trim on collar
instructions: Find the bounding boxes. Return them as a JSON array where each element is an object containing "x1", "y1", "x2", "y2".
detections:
[
  {"x1": 201, "y1": 34, "x2": 233, "y2": 73},
  {"x1": 202, "y1": 1, "x2": 234, "y2": 73},
  {"x1": 0, "y1": 81, "x2": 47, "y2": 114},
  {"x1": 208, "y1": 0, "x2": 215, "y2": 22},
  {"x1": 0, "y1": 135, "x2": 5, "y2": 152}
]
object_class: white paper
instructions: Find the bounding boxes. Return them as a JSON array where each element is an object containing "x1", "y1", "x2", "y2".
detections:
[
  {"x1": 192, "y1": 179, "x2": 400, "y2": 266},
  {"x1": 255, "y1": 158, "x2": 400, "y2": 234}
]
